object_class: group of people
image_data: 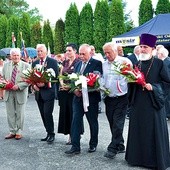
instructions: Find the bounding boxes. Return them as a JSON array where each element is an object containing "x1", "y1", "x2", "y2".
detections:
[{"x1": 2, "y1": 33, "x2": 170, "y2": 170}]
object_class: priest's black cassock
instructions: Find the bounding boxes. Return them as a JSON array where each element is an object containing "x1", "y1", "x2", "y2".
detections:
[{"x1": 125, "y1": 57, "x2": 170, "y2": 170}]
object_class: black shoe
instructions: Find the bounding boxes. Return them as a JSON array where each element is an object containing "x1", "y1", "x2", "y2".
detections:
[
  {"x1": 41, "y1": 135, "x2": 49, "y2": 141},
  {"x1": 88, "y1": 147, "x2": 96, "y2": 153},
  {"x1": 104, "y1": 151, "x2": 116, "y2": 159},
  {"x1": 117, "y1": 148, "x2": 125, "y2": 153},
  {"x1": 66, "y1": 141, "x2": 72, "y2": 145},
  {"x1": 47, "y1": 136, "x2": 55, "y2": 143},
  {"x1": 65, "y1": 148, "x2": 80, "y2": 155}
]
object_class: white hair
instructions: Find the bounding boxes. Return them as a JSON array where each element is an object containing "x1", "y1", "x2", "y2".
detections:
[
  {"x1": 158, "y1": 47, "x2": 169, "y2": 58},
  {"x1": 103, "y1": 42, "x2": 117, "y2": 52},
  {"x1": 10, "y1": 48, "x2": 21, "y2": 55},
  {"x1": 79, "y1": 44, "x2": 91, "y2": 53},
  {"x1": 133, "y1": 45, "x2": 140, "y2": 53},
  {"x1": 36, "y1": 44, "x2": 47, "y2": 52}
]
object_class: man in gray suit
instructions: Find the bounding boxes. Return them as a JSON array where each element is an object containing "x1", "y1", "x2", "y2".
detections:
[{"x1": 3, "y1": 48, "x2": 30, "y2": 140}]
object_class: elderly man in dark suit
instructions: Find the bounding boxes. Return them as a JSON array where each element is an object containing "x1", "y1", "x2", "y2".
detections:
[
  {"x1": 127, "y1": 45, "x2": 141, "y2": 66},
  {"x1": 65, "y1": 44, "x2": 103, "y2": 155},
  {"x1": 32, "y1": 44, "x2": 59, "y2": 143}
]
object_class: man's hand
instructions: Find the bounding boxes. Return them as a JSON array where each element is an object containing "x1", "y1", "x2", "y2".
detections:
[
  {"x1": 12, "y1": 85, "x2": 19, "y2": 91},
  {"x1": 33, "y1": 85, "x2": 40, "y2": 91},
  {"x1": 60, "y1": 84, "x2": 70, "y2": 91},
  {"x1": 144, "y1": 83, "x2": 153, "y2": 91},
  {"x1": 36, "y1": 82, "x2": 45, "y2": 87},
  {"x1": 74, "y1": 89, "x2": 82, "y2": 97}
]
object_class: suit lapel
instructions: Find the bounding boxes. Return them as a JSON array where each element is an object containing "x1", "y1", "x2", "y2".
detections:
[{"x1": 83, "y1": 58, "x2": 93, "y2": 75}]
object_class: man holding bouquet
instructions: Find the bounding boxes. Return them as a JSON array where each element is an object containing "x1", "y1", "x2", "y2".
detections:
[
  {"x1": 3, "y1": 48, "x2": 30, "y2": 140},
  {"x1": 32, "y1": 44, "x2": 59, "y2": 144},
  {"x1": 102, "y1": 42, "x2": 132, "y2": 159},
  {"x1": 65, "y1": 44, "x2": 103, "y2": 155}
]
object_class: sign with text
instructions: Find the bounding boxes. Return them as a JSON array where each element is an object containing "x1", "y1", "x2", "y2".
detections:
[
  {"x1": 112, "y1": 36, "x2": 140, "y2": 46},
  {"x1": 156, "y1": 34, "x2": 170, "y2": 44}
]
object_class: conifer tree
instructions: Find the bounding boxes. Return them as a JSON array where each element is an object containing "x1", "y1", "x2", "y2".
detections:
[
  {"x1": 30, "y1": 21, "x2": 42, "y2": 48},
  {"x1": 54, "y1": 19, "x2": 65, "y2": 54},
  {"x1": 6, "y1": 15, "x2": 19, "y2": 47},
  {"x1": 18, "y1": 12, "x2": 31, "y2": 47},
  {"x1": 0, "y1": 15, "x2": 8, "y2": 49},
  {"x1": 107, "y1": 0, "x2": 125, "y2": 41},
  {"x1": 94, "y1": 0, "x2": 109, "y2": 53},
  {"x1": 79, "y1": 2, "x2": 93, "y2": 45},
  {"x1": 42, "y1": 20, "x2": 54, "y2": 54},
  {"x1": 64, "y1": 3, "x2": 79, "y2": 46},
  {"x1": 139, "y1": 0, "x2": 153, "y2": 25},
  {"x1": 155, "y1": 0, "x2": 170, "y2": 15}
]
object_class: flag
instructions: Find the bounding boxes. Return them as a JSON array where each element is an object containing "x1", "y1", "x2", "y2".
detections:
[
  {"x1": 21, "y1": 39, "x2": 28, "y2": 58},
  {"x1": 47, "y1": 42, "x2": 51, "y2": 57},
  {"x1": 12, "y1": 32, "x2": 16, "y2": 48}
]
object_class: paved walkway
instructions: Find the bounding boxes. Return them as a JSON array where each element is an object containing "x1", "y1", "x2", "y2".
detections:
[{"x1": 0, "y1": 94, "x2": 170, "y2": 170}]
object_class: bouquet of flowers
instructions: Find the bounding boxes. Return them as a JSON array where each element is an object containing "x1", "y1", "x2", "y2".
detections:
[
  {"x1": 113, "y1": 62, "x2": 146, "y2": 86},
  {"x1": 59, "y1": 72, "x2": 110, "y2": 96},
  {"x1": 22, "y1": 64, "x2": 56, "y2": 88},
  {"x1": 0, "y1": 78, "x2": 14, "y2": 90}
]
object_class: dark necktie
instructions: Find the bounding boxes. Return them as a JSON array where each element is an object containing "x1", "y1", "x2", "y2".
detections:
[
  {"x1": 40, "y1": 59, "x2": 44, "y2": 65},
  {"x1": 80, "y1": 62, "x2": 86, "y2": 74},
  {"x1": 11, "y1": 65, "x2": 17, "y2": 85}
]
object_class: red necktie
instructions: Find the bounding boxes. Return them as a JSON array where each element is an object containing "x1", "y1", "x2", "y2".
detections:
[{"x1": 11, "y1": 65, "x2": 17, "y2": 85}]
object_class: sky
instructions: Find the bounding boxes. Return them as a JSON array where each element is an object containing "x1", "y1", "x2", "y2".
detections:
[{"x1": 25, "y1": 0, "x2": 158, "y2": 26}]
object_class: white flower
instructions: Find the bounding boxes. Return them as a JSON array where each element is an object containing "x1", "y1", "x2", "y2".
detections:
[
  {"x1": 35, "y1": 64, "x2": 43, "y2": 72},
  {"x1": 68, "y1": 73, "x2": 79, "y2": 79},
  {"x1": 46, "y1": 68, "x2": 56, "y2": 77}
]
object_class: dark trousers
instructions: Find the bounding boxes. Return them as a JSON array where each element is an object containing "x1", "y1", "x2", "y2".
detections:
[
  {"x1": 71, "y1": 96, "x2": 99, "y2": 150},
  {"x1": 36, "y1": 94, "x2": 55, "y2": 136},
  {"x1": 104, "y1": 95, "x2": 128, "y2": 153}
]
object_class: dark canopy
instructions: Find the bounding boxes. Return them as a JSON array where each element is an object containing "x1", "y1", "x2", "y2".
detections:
[{"x1": 114, "y1": 14, "x2": 170, "y2": 45}]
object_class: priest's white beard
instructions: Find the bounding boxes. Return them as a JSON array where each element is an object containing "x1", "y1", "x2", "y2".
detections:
[{"x1": 139, "y1": 53, "x2": 152, "y2": 61}]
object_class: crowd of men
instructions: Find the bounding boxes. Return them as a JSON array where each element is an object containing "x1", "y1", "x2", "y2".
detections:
[{"x1": 1, "y1": 33, "x2": 170, "y2": 170}]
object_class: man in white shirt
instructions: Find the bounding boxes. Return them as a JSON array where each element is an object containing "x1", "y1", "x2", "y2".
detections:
[{"x1": 102, "y1": 42, "x2": 132, "y2": 159}]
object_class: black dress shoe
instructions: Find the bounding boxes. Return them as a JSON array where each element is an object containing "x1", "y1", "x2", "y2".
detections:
[
  {"x1": 65, "y1": 148, "x2": 80, "y2": 155},
  {"x1": 104, "y1": 151, "x2": 116, "y2": 159},
  {"x1": 88, "y1": 147, "x2": 96, "y2": 153},
  {"x1": 47, "y1": 136, "x2": 55, "y2": 143},
  {"x1": 41, "y1": 135, "x2": 49, "y2": 141},
  {"x1": 117, "y1": 148, "x2": 125, "y2": 153}
]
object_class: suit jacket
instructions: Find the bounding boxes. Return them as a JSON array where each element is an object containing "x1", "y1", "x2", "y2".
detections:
[
  {"x1": 32, "y1": 57, "x2": 59, "y2": 101},
  {"x1": 74, "y1": 58, "x2": 103, "y2": 103},
  {"x1": 127, "y1": 53, "x2": 138, "y2": 66},
  {"x1": 2, "y1": 60, "x2": 31, "y2": 104}
]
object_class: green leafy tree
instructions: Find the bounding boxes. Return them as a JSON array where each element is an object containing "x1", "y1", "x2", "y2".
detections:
[
  {"x1": 54, "y1": 19, "x2": 65, "y2": 54},
  {"x1": 0, "y1": 0, "x2": 42, "y2": 25},
  {"x1": 107, "y1": 0, "x2": 125, "y2": 41},
  {"x1": 0, "y1": 15, "x2": 8, "y2": 48},
  {"x1": 79, "y1": 2, "x2": 93, "y2": 45},
  {"x1": 94, "y1": 0, "x2": 109, "y2": 53},
  {"x1": 18, "y1": 12, "x2": 31, "y2": 48},
  {"x1": 155, "y1": 0, "x2": 170, "y2": 15},
  {"x1": 43, "y1": 20, "x2": 54, "y2": 54},
  {"x1": 64, "y1": 3, "x2": 80, "y2": 46},
  {"x1": 139, "y1": 0, "x2": 153, "y2": 25},
  {"x1": 6, "y1": 15, "x2": 19, "y2": 47},
  {"x1": 30, "y1": 21, "x2": 42, "y2": 48}
]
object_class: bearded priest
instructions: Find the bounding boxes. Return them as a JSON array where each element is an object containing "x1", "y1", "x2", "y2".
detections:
[{"x1": 125, "y1": 33, "x2": 170, "y2": 170}]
